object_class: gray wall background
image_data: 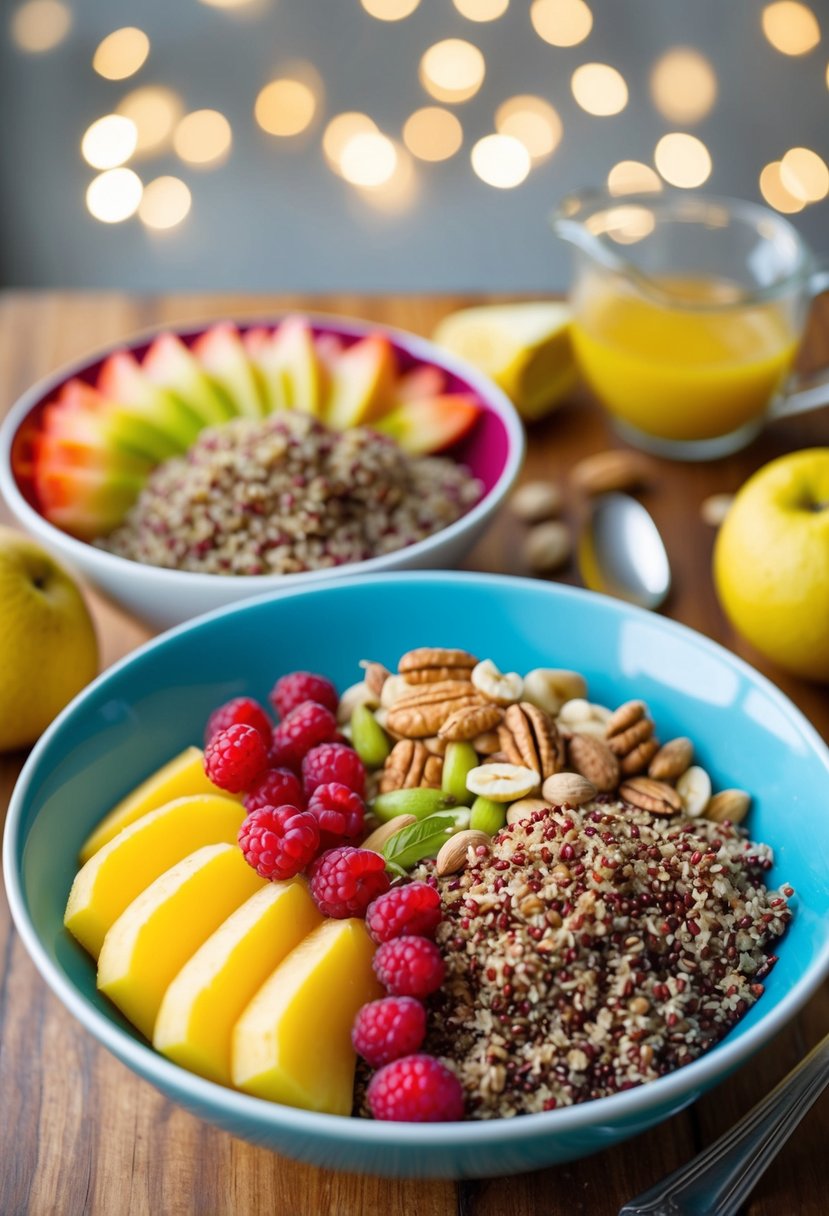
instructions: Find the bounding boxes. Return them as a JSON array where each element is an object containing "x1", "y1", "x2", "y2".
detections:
[{"x1": 1, "y1": 0, "x2": 827, "y2": 292}]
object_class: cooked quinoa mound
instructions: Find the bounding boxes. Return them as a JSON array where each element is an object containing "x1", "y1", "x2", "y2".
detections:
[
  {"x1": 424, "y1": 800, "x2": 792, "y2": 1118},
  {"x1": 100, "y1": 413, "x2": 482, "y2": 575}
]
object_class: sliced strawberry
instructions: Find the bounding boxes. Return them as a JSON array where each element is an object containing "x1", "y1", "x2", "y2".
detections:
[{"x1": 371, "y1": 393, "x2": 481, "y2": 455}]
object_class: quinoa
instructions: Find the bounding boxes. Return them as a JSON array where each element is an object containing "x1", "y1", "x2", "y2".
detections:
[
  {"x1": 99, "y1": 412, "x2": 482, "y2": 575},
  {"x1": 419, "y1": 800, "x2": 792, "y2": 1118}
]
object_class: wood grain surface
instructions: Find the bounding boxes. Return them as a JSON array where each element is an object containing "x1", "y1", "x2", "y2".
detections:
[{"x1": 0, "y1": 292, "x2": 827, "y2": 1216}]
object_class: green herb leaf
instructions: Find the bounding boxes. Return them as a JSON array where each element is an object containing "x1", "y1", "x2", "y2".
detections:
[{"x1": 381, "y1": 808, "x2": 471, "y2": 871}]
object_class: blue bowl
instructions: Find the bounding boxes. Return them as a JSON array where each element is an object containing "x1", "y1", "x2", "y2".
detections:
[{"x1": 5, "y1": 573, "x2": 829, "y2": 1178}]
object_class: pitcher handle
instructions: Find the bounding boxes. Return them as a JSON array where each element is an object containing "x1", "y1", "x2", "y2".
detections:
[{"x1": 769, "y1": 265, "x2": 829, "y2": 421}]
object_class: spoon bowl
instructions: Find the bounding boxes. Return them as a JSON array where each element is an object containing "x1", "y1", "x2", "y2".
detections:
[{"x1": 578, "y1": 492, "x2": 671, "y2": 611}]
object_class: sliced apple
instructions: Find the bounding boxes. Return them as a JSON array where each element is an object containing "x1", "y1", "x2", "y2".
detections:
[
  {"x1": 154, "y1": 880, "x2": 322, "y2": 1085},
  {"x1": 142, "y1": 332, "x2": 237, "y2": 426},
  {"x1": 232, "y1": 918, "x2": 382, "y2": 1114},
  {"x1": 394, "y1": 364, "x2": 446, "y2": 402},
  {"x1": 51, "y1": 380, "x2": 179, "y2": 464},
  {"x1": 267, "y1": 317, "x2": 326, "y2": 415},
  {"x1": 323, "y1": 334, "x2": 397, "y2": 430},
  {"x1": 79, "y1": 746, "x2": 238, "y2": 863},
  {"x1": 97, "y1": 351, "x2": 204, "y2": 447},
  {"x1": 192, "y1": 323, "x2": 267, "y2": 419},
  {"x1": 97, "y1": 843, "x2": 264, "y2": 1040},
  {"x1": 371, "y1": 392, "x2": 481, "y2": 455},
  {"x1": 65, "y1": 794, "x2": 246, "y2": 959},
  {"x1": 242, "y1": 327, "x2": 292, "y2": 414}
]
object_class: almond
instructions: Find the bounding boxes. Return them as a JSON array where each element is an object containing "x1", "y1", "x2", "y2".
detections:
[
  {"x1": 506, "y1": 797, "x2": 551, "y2": 825},
  {"x1": 541, "y1": 771, "x2": 597, "y2": 807},
  {"x1": 648, "y1": 737, "x2": 694, "y2": 781},
  {"x1": 435, "y1": 829, "x2": 491, "y2": 876},
  {"x1": 571, "y1": 449, "x2": 653, "y2": 496},
  {"x1": 567, "y1": 733, "x2": 620, "y2": 792},
  {"x1": 705, "y1": 788, "x2": 751, "y2": 825}
]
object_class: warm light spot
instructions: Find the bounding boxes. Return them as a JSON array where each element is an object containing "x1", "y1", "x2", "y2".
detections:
[
  {"x1": 198, "y1": 0, "x2": 259, "y2": 8},
  {"x1": 780, "y1": 146, "x2": 829, "y2": 202},
  {"x1": 453, "y1": 0, "x2": 509, "y2": 21},
  {"x1": 117, "y1": 87, "x2": 184, "y2": 155},
  {"x1": 10, "y1": 0, "x2": 71, "y2": 53},
  {"x1": 761, "y1": 2, "x2": 820, "y2": 55},
  {"x1": 354, "y1": 143, "x2": 418, "y2": 212},
  {"x1": 361, "y1": 0, "x2": 420, "y2": 18},
  {"x1": 255, "y1": 79, "x2": 316, "y2": 137},
  {"x1": 339, "y1": 132, "x2": 398, "y2": 188},
  {"x1": 93, "y1": 27, "x2": 150, "y2": 80},
  {"x1": 173, "y1": 109, "x2": 232, "y2": 166},
  {"x1": 530, "y1": 0, "x2": 593, "y2": 48},
  {"x1": 81, "y1": 115, "x2": 138, "y2": 170},
  {"x1": 588, "y1": 204, "x2": 656, "y2": 244},
  {"x1": 571, "y1": 63, "x2": 628, "y2": 116},
  {"x1": 419, "y1": 39, "x2": 486, "y2": 104},
  {"x1": 471, "y1": 134, "x2": 531, "y2": 188},
  {"x1": 86, "y1": 168, "x2": 143, "y2": 224},
  {"x1": 650, "y1": 48, "x2": 717, "y2": 124},
  {"x1": 607, "y1": 160, "x2": 662, "y2": 195},
  {"x1": 654, "y1": 133, "x2": 712, "y2": 188},
  {"x1": 323, "y1": 113, "x2": 378, "y2": 171},
  {"x1": 495, "y1": 95, "x2": 561, "y2": 163},
  {"x1": 403, "y1": 107, "x2": 463, "y2": 161},
  {"x1": 759, "y1": 161, "x2": 806, "y2": 213},
  {"x1": 138, "y1": 176, "x2": 192, "y2": 230}
]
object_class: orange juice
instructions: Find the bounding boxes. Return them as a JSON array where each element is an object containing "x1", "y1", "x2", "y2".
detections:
[{"x1": 571, "y1": 275, "x2": 799, "y2": 442}]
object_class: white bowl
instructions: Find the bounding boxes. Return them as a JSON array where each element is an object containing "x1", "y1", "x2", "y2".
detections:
[{"x1": 0, "y1": 315, "x2": 524, "y2": 628}]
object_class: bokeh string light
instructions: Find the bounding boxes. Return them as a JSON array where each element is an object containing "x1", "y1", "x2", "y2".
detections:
[
  {"x1": 530, "y1": 0, "x2": 593, "y2": 48},
  {"x1": 403, "y1": 108, "x2": 463, "y2": 162},
  {"x1": 650, "y1": 48, "x2": 717, "y2": 124},
  {"x1": 494, "y1": 96, "x2": 561, "y2": 163},
  {"x1": 93, "y1": 28, "x2": 150, "y2": 80},
  {"x1": 607, "y1": 160, "x2": 662, "y2": 195},
  {"x1": 779, "y1": 146, "x2": 829, "y2": 202},
  {"x1": 10, "y1": 0, "x2": 71, "y2": 53},
  {"x1": 86, "y1": 169, "x2": 143, "y2": 224},
  {"x1": 761, "y1": 2, "x2": 820, "y2": 55},
  {"x1": 654, "y1": 133, "x2": 712, "y2": 188},
  {"x1": 138, "y1": 177, "x2": 193, "y2": 230},
  {"x1": 360, "y1": 0, "x2": 421, "y2": 19},
  {"x1": 255, "y1": 79, "x2": 318, "y2": 137},
  {"x1": 117, "y1": 87, "x2": 184, "y2": 155},
  {"x1": 571, "y1": 63, "x2": 628, "y2": 116},
  {"x1": 419, "y1": 39, "x2": 486, "y2": 104},
  {"x1": 759, "y1": 161, "x2": 806, "y2": 213},
  {"x1": 453, "y1": 0, "x2": 509, "y2": 21},
  {"x1": 339, "y1": 131, "x2": 398, "y2": 188},
  {"x1": 471, "y1": 134, "x2": 531, "y2": 188},
  {"x1": 81, "y1": 116, "x2": 138, "y2": 170},
  {"x1": 174, "y1": 110, "x2": 233, "y2": 166},
  {"x1": 323, "y1": 113, "x2": 379, "y2": 172}
]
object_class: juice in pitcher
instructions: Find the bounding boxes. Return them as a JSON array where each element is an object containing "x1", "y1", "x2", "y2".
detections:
[{"x1": 571, "y1": 273, "x2": 800, "y2": 443}]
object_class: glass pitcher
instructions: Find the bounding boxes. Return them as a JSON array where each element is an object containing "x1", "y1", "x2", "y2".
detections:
[{"x1": 551, "y1": 190, "x2": 829, "y2": 460}]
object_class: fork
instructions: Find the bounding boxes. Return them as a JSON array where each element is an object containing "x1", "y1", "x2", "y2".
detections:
[{"x1": 618, "y1": 1030, "x2": 829, "y2": 1216}]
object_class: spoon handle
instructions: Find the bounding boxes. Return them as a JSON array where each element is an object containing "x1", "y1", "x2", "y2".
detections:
[{"x1": 618, "y1": 1031, "x2": 829, "y2": 1216}]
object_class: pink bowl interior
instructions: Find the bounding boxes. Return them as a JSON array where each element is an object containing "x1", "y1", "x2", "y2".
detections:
[{"x1": 11, "y1": 320, "x2": 513, "y2": 520}]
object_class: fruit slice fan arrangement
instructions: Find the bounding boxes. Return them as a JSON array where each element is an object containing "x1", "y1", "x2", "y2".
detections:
[
  {"x1": 13, "y1": 318, "x2": 482, "y2": 541},
  {"x1": 65, "y1": 652, "x2": 793, "y2": 1123}
]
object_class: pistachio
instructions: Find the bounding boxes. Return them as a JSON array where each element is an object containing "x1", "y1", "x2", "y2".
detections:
[
  {"x1": 350, "y1": 703, "x2": 392, "y2": 769},
  {"x1": 523, "y1": 520, "x2": 572, "y2": 573},
  {"x1": 370, "y1": 787, "x2": 458, "y2": 823},
  {"x1": 469, "y1": 795, "x2": 508, "y2": 835},
  {"x1": 510, "y1": 480, "x2": 563, "y2": 523}
]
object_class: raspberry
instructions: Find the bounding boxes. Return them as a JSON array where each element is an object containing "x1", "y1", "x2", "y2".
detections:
[
  {"x1": 270, "y1": 700, "x2": 339, "y2": 769},
  {"x1": 366, "y1": 882, "x2": 442, "y2": 944},
  {"x1": 352, "y1": 997, "x2": 426, "y2": 1067},
  {"x1": 238, "y1": 805, "x2": 320, "y2": 880},
  {"x1": 372, "y1": 936, "x2": 445, "y2": 998},
  {"x1": 204, "y1": 723, "x2": 269, "y2": 793},
  {"x1": 307, "y1": 782, "x2": 365, "y2": 849},
  {"x1": 302, "y1": 742, "x2": 365, "y2": 799},
  {"x1": 367, "y1": 1055, "x2": 465, "y2": 1122},
  {"x1": 271, "y1": 671, "x2": 338, "y2": 720},
  {"x1": 204, "y1": 696, "x2": 272, "y2": 748},
  {"x1": 308, "y1": 846, "x2": 390, "y2": 918},
  {"x1": 244, "y1": 767, "x2": 304, "y2": 814}
]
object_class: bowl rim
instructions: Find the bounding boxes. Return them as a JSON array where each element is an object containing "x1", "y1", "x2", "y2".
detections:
[
  {"x1": 5, "y1": 570, "x2": 829, "y2": 1148},
  {"x1": 0, "y1": 311, "x2": 525, "y2": 591}
]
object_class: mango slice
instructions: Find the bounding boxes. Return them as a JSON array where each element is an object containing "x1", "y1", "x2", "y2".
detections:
[
  {"x1": 65, "y1": 794, "x2": 246, "y2": 959},
  {"x1": 232, "y1": 918, "x2": 382, "y2": 1115},
  {"x1": 80, "y1": 746, "x2": 238, "y2": 862},
  {"x1": 154, "y1": 880, "x2": 323, "y2": 1085},
  {"x1": 97, "y1": 843, "x2": 264, "y2": 1040}
]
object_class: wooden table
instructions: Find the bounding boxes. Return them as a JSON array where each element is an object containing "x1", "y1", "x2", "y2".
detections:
[{"x1": 1, "y1": 292, "x2": 827, "y2": 1216}]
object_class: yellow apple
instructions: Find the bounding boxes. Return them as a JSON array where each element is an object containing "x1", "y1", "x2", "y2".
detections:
[
  {"x1": 713, "y1": 448, "x2": 829, "y2": 680},
  {"x1": 0, "y1": 527, "x2": 98, "y2": 751}
]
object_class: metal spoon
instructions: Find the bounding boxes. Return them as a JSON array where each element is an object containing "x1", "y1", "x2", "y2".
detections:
[
  {"x1": 577, "y1": 492, "x2": 671, "y2": 611},
  {"x1": 619, "y1": 1029, "x2": 829, "y2": 1215}
]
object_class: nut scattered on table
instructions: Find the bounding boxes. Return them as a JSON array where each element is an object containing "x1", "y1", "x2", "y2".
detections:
[
  {"x1": 570, "y1": 448, "x2": 654, "y2": 496},
  {"x1": 700, "y1": 493, "x2": 734, "y2": 527},
  {"x1": 509, "y1": 480, "x2": 563, "y2": 523},
  {"x1": 523, "y1": 520, "x2": 572, "y2": 573}
]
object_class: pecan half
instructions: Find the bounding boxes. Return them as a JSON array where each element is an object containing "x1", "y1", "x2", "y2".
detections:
[
  {"x1": 379, "y1": 740, "x2": 438, "y2": 792},
  {"x1": 398, "y1": 647, "x2": 478, "y2": 684},
  {"x1": 438, "y1": 702, "x2": 503, "y2": 742},
  {"x1": 567, "y1": 732, "x2": 620, "y2": 792},
  {"x1": 499, "y1": 702, "x2": 565, "y2": 780},
  {"x1": 386, "y1": 681, "x2": 482, "y2": 738},
  {"x1": 620, "y1": 737, "x2": 660, "y2": 775},
  {"x1": 607, "y1": 716, "x2": 654, "y2": 757},
  {"x1": 605, "y1": 700, "x2": 648, "y2": 738},
  {"x1": 619, "y1": 776, "x2": 682, "y2": 816}
]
